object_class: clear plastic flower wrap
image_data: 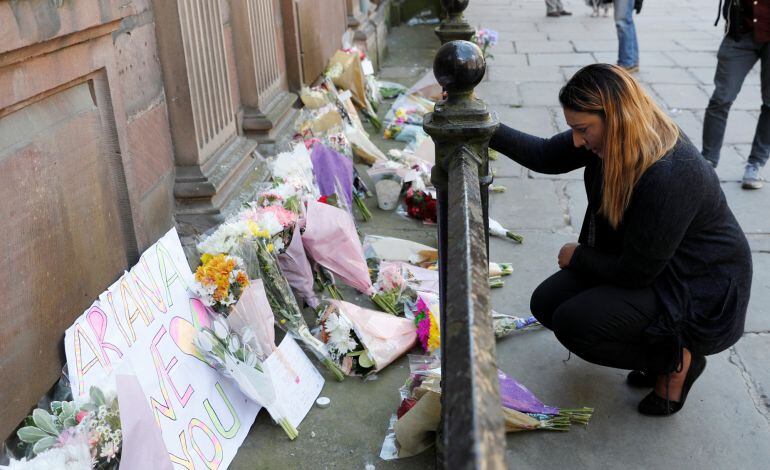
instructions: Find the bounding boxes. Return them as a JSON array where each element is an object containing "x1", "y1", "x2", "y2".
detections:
[{"x1": 234, "y1": 239, "x2": 345, "y2": 382}]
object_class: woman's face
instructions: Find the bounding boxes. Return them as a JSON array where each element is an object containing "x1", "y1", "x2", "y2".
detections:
[{"x1": 564, "y1": 108, "x2": 605, "y2": 158}]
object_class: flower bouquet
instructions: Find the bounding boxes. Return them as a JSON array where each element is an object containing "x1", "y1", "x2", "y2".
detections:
[
  {"x1": 310, "y1": 143, "x2": 354, "y2": 211},
  {"x1": 302, "y1": 200, "x2": 373, "y2": 296},
  {"x1": 303, "y1": 200, "x2": 403, "y2": 314},
  {"x1": 386, "y1": 358, "x2": 593, "y2": 458},
  {"x1": 192, "y1": 253, "x2": 250, "y2": 314},
  {"x1": 413, "y1": 297, "x2": 440, "y2": 354},
  {"x1": 190, "y1": 304, "x2": 299, "y2": 439},
  {"x1": 316, "y1": 300, "x2": 417, "y2": 376},
  {"x1": 403, "y1": 185, "x2": 437, "y2": 224},
  {"x1": 492, "y1": 311, "x2": 540, "y2": 338},
  {"x1": 472, "y1": 28, "x2": 499, "y2": 59},
  {"x1": 378, "y1": 80, "x2": 408, "y2": 99},
  {"x1": 13, "y1": 386, "x2": 121, "y2": 469},
  {"x1": 236, "y1": 238, "x2": 346, "y2": 382},
  {"x1": 489, "y1": 217, "x2": 524, "y2": 243},
  {"x1": 384, "y1": 94, "x2": 434, "y2": 127},
  {"x1": 276, "y1": 226, "x2": 320, "y2": 309},
  {"x1": 370, "y1": 261, "x2": 421, "y2": 316},
  {"x1": 325, "y1": 50, "x2": 381, "y2": 130}
]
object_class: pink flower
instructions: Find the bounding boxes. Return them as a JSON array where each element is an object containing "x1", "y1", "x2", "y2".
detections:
[
  {"x1": 75, "y1": 410, "x2": 89, "y2": 424},
  {"x1": 416, "y1": 316, "x2": 431, "y2": 352},
  {"x1": 261, "y1": 206, "x2": 298, "y2": 227}
]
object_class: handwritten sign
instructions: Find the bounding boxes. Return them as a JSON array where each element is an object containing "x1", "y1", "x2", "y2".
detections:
[
  {"x1": 64, "y1": 228, "x2": 259, "y2": 469},
  {"x1": 264, "y1": 336, "x2": 324, "y2": 428}
]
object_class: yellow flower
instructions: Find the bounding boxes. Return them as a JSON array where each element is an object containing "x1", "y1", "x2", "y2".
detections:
[
  {"x1": 200, "y1": 253, "x2": 214, "y2": 265},
  {"x1": 247, "y1": 220, "x2": 261, "y2": 237},
  {"x1": 427, "y1": 311, "x2": 441, "y2": 352},
  {"x1": 267, "y1": 243, "x2": 274, "y2": 253}
]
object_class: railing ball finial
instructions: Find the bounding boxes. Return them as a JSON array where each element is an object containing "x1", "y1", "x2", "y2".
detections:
[
  {"x1": 435, "y1": 0, "x2": 474, "y2": 44},
  {"x1": 433, "y1": 40, "x2": 485, "y2": 95}
]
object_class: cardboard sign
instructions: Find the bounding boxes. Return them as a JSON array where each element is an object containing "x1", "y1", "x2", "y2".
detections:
[{"x1": 65, "y1": 228, "x2": 259, "y2": 469}]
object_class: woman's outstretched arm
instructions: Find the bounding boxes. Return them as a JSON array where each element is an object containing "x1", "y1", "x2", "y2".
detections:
[{"x1": 490, "y1": 124, "x2": 593, "y2": 174}]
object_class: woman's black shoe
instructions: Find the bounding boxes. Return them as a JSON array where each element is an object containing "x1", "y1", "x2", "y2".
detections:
[
  {"x1": 627, "y1": 370, "x2": 656, "y2": 388},
  {"x1": 637, "y1": 355, "x2": 707, "y2": 416}
]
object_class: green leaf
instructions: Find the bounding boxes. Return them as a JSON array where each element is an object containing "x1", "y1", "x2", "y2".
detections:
[
  {"x1": 17, "y1": 426, "x2": 49, "y2": 444},
  {"x1": 358, "y1": 351, "x2": 374, "y2": 369},
  {"x1": 32, "y1": 436, "x2": 57, "y2": 455},
  {"x1": 32, "y1": 409, "x2": 58, "y2": 436},
  {"x1": 90, "y1": 387, "x2": 106, "y2": 407},
  {"x1": 346, "y1": 350, "x2": 364, "y2": 357},
  {"x1": 61, "y1": 401, "x2": 75, "y2": 419},
  {"x1": 50, "y1": 401, "x2": 63, "y2": 414}
]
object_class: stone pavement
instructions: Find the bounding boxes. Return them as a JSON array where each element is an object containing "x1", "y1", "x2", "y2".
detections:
[{"x1": 232, "y1": 2, "x2": 770, "y2": 468}]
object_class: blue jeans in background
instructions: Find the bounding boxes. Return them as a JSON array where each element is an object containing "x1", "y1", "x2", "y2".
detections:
[
  {"x1": 702, "y1": 33, "x2": 770, "y2": 167},
  {"x1": 614, "y1": 0, "x2": 639, "y2": 67}
]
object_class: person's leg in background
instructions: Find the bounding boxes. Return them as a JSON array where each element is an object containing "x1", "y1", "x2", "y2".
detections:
[
  {"x1": 613, "y1": 0, "x2": 639, "y2": 71},
  {"x1": 545, "y1": 0, "x2": 571, "y2": 17},
  {"x1": 743, "y1": 42, "x2": 770, "y2": 188},
  {"x1": 701, "y1": 34, "x2": 759, "y2": 172}
]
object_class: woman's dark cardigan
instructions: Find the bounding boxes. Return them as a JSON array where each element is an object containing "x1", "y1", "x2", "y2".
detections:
[{"x1": 490, "y1": 125, "x2": 752, "y2": 370}]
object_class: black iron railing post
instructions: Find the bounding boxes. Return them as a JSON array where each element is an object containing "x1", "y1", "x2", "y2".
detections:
[
  {"x1": 424, "y1": 40, "x2": 505, "y2": 469},
  {"x1": 435, "y1": 0, "x2": 492, "y2": 257},
  {"x1": 435, "y1": 0, "x2": 474, "y2": 44}
]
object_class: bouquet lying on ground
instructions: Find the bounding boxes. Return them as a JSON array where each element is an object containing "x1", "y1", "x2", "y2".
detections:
[
  {"x1": 369, "y1": 261, "x2": 419, "y2": 316},
  {"x1": 239, "y1": 238, "x2": 345, "y2": 381},
  {"x1": 189, "y1": 290, "x2": 298, "y2": 439},
  {"x1": 316, "y1": 300, "x2": 417, "y2": 376},
  {"x1": 11, "y1": 387, "x2": 121, "y2": 469},
  {"x1": 303, "y1": 200, "x2": 399, "y2": 315},
  {"x1": 383, "y1": 357, "x2": 594, "y2": 459}
]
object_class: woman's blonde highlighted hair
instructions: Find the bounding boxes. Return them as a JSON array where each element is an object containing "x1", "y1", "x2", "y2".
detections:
[{"x1": 559, "y1": 64, "x2": 680, "y2": 228}]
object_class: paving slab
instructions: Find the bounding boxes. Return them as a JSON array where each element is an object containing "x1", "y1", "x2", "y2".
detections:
[
  {"x1": 564, "y1": 178, "x2": 587, "y2": 228},
  {"x1": 528, "y1": 52, "x2": 595, "y2": 66},
  {"x1": 664, "y1": 51, "x2": 718, "y2": 68},
  {"x1": 592, "y1": 50, "x2": 676, "y2": 66},
  {"x1": 515, "y1": 40, "x2": 575, "y2": 54},
  {"x1": 635, "y1": 67, "x2": 700, "y2": 85},
  {"x1": 675, "y1": 38, "x2": 720, "y2": 52},
  {"x1": 490, "y1": 150, "x2": 527, "y2": 179},
  {"x1": 571, "y1": 39, "x2": 619, "y2": 53},
  {"x1": 747, "y1": 233, "x2": 770, "y2": 253},
  {"x1": 485, "y1": 52, "x2": 530, "y2": 67},
  {"x1": 651, "y1": 84, "x2": 711, "y2": 110},
  {"x1": 493, "y1": 105, "x2": 558, "y2": 137},
  {"x1": 476, "y1": 80, "x2": 523, "y2": 106},
  {"x1": 721, "y1": 183, "x2": 770, "y2": 234},
  {"x1": 733, "y1": 336, "x2": 770, "y2": 415},
  {"x1": 488, "y1": 177, "x2": 568, "y2": 232},
  {"x1": 745, "y1": 253, "x2": 770, "y2": 333},
  {"x1": 519, "y1": 82, "x2": 567, "y2": 106},
  {"x1": 714, "y1": 145, "x2": 749, "y2": 182},
  {"x1": 487, "y1": 65, "x2": 565, "y2": 82},
  {"x1": 721, "y1": 110, "x2": 765, "y2": 144}
]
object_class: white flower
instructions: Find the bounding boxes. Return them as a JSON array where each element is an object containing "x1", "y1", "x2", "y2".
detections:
[
  {"x1": 241, "y1": 328, "x2": 255, "y2": 345},
  {"x1": 229, "y1": 335, "x2": 241, "y2": 353},
  {"x1": 195, "y1": 331, "x2": 215, "y2": 353},
  {"x1": 213, "y1": 317, "x2": 230, "y2": 339}
]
